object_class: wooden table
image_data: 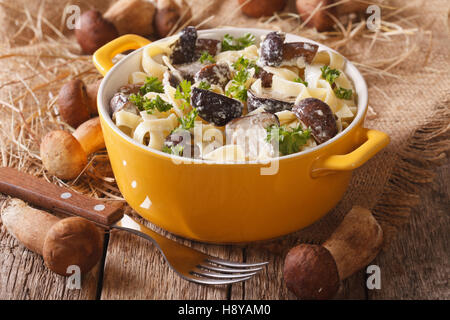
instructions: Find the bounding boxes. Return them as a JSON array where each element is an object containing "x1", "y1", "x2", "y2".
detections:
[{"x1": 0, "y1": 162, "x2": 448, "y2": 300}]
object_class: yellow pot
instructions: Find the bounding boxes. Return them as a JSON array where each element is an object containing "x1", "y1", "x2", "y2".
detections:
[{"x1": 93, "y1": 30, "x2": 390, "y2": 243}]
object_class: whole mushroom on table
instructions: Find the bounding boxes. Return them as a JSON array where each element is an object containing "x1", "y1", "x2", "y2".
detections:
[
  {"x1": 1, "y1": 199, "x2": 103, "y2": 276},
  {"x1": 283, "y1": 206, "x2": 384, "y2": 299},
  {"x1": 74, "y1": 0, "x2": 189, "y2": 54}
]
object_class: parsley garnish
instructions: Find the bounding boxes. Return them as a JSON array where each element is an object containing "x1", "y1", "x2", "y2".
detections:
[
  {"x1": 221, "y1": 33, "x2": 256, "y2": 51},
  {"x1": 174, "y1": 80, "x2": 192, "y2": 110},
  {"x1": 199, "y1": 51, "x2": 215, "y2": 64},
  {"x1": 226, "y1": 69, "x2": 249, "y2": 102},
  {"x1": 178, "y1": 108, "x2": 198, "y2": 130},
  {"x1": 294, "y1": 77, "x2": 308, "y2": 87},
  {"x1": 320, "y1": 65, "x2": 341, "y2": 85},
  {"x1": 129, "y1": 94, "x2": 173, "y2": 113},
  {"x1": 198, "y1": 81, "x2": 211, "y2": 90},
  {"x1": 139, "y1": 76, "x2": 164, "y2": 95},
  {"x1": 162, "y1": 144, "x2": 184, "y2": 156},
  {"x1": 266, "y1": 124, "x2": 311, "y2": 156},
  {"x1": 232, "y1": 56, "x2": 259, "y2": 73},
  {"x1": 333, "y1": 87, "x2": 353, "y2": 100},
  {"x1": 320, "y1": 65, "x2": 353, "y2": 100}
]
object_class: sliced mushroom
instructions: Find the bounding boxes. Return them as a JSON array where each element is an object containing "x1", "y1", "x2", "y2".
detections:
[
  {"x1": 163, "y1": 70, "x2": 181, "y2": 88},
  {"x1": 259, "y1": 31, "x2": 319, "y2": 68},
  {"x1": 247, "y1": 89, "x2": 295, "y2": 113},
  {"x1": 109, "y1": 84, "x2": 141, "y2": 116},
  {"x1": 191, "y1": 87, "x2": 243, "y2": 126},
  {"x1": 255, "y1": 68, "x2": 273, "y2": 88},
  {"x1": 226, "y1": 112, "x2": 279, "y2": 160},
  {"x1": 173, "y1": 61, "x2": 204, "y2": 82},
  {"x1": 170, "y1": 26, "x2": 198, "y2": 64},
  {"x1": 194, "y1": 63, "x2": 231, "y2": 87},
  {"x1": 292, "y1": 98, "x2": 338, "y2": 144},
  {"x1": 282, "y1": 42, "x2": 319, "y2": 66},
  {"x1": 226, "y1": 112, "x2": 279, "y2": 132},
  {"x1": 195, "y1": 38, "x2": 221, "y2": 57},
  {"x1": 163, "y1": 128, "x2": 199, "y2": 158},
  {"x1": 259, "y1": 31, "x2": 285, "y2": 67}
]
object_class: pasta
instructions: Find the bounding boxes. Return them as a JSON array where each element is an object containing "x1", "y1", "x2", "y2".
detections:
[{"x1": 109, "y1": 27, "x2": 357, "y2": 162}]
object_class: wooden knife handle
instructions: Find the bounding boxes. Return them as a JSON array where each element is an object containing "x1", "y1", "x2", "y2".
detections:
[{"x1": 0, "y1": 167, "x2": 123, "y2": 226}]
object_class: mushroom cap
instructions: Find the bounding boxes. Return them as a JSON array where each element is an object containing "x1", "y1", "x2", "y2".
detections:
[
  {"x1": 155, "y1": 0, "x2": 181, "y2": 38},
  {"x1": 75, "y1": 10, "x2": 118, "y2": 55},
  {"x1": 239, "y1": 0, "x2": 288, "y2": 18},
  {"x1": 43, "y1": 217, "x2": 103, "y2": 276},
  {"x1": 104, "y1": 0, "x2": 156, "y2": 36},
  {"x1": 40, "y1": 130, "x2": 87, "y2": 180},
  {"x1": 85, "y1": 79, "x2": 102, "y2": 116},
  {"x1": 295, "y1": 0, "x2": 335, "y2": 32},
  {"x1": 57, "y1": 79, "x2": 91, "y2": 128},
  {"x1": 283, "y1": 244, "x2": 340, "y2": 300}
]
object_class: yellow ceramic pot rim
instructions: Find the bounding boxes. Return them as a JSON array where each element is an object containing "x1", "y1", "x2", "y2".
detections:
[{"x1": 97, "y1": 28, "x2": 369, "y2": 165}]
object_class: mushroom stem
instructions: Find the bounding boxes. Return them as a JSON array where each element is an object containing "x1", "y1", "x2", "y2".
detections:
[
  {"x1": 1, "y1": 199, "x2": 103, "y2": 276},
  {"x1": 323, "y1": 206, "x2": 384, "y2": 280},
  {"x1": 72, "y1": 117, "x2": 105, "y2": 155},
  {"x1": 1, "y1": 199, "x2": 59, "y2": 255}
]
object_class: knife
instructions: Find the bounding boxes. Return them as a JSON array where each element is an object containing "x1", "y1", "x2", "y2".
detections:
[{"x1": 0, "y1": 167, "x2": 171, "y2": 248}]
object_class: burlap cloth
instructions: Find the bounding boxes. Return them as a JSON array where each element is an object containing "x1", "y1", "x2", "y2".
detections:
[{"x1": 0, "y1": 0, "x2": 448, "y2": 251}]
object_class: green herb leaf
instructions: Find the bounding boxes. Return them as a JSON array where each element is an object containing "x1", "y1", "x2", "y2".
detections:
[
  {"x1": 232, "y1": 56, "x2": 259, "y2": 73},
  {"x1": 129, "y1": 94, "x2": 173, "y2": 113},
  {"x1": 320, "y1": 66, "x2": 353, "y2": 100},
  {"x1": 221, "y1": 33, "x2": 256, "y2": 51},
  {"x1": 293, "y1": 77, "x2": 308, "y2": 87},
  {"x1": 174, "y1": 80, "x2": 192, "y2": 110},
  {"x1": 146, "y1": 95, "x2": 173, "y2": 113},
  {"x1": 178, "y1": 108, "x2": 198, "y2": 130},
  {"x1": 333, "y1": 87, "x2": 353, "y2": 100},
  {"x1": 140, "y1": 76, "x2": 164, "y2": 95},
  {"x1": 162, "y1": 144, "x2": 184, "y2": 156},
  {"x1": 128, "y1": 93, "x2": 145, "y2": 111},
  {"x1": 198, "y1": 81, "x2": 211, "y2": 90},
  {"x1": 199, "y1": 51, "x2": 216, "y2": 64},
  {"x1": 266, "y1": 124, "x2": 311, "y2": 156},
  {"x1": 320, "y1": 65, "x2": 341, "y2": 85},
  {"x1": 226, "y1": 69, "x2": 249, "y2": 102}
]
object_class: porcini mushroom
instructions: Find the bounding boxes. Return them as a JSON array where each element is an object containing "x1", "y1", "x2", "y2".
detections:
[
  {"x1": 85, "y1": 79, "x2": 102, "y2": 116},
  {"x1": 104, "y1": 0, "x2": 156, "y2": 36},
  {"x1": 191, "y1": 87, "x2": 243, "y2": 126},
  {"x1": 1, "y1": 199, "x2": 103, "y2": 276},
  {"x1": 296, "y1": 0, "x2": 369, "y2": 31},
  {"x1": 40, "y1": 117, "x2": 105, "y2": 180},
  {"x1": 75, "y1": 10, "x2": 119, "y2": 55},
  {"x1": 155, "y1": 0, "x2": 181, "y2": 38},
  {"x1": 283, "y1": 206, "x2": 384, "y2": 300},
  {"x1": 238, "y1": 0, "x2": 288, "y2": 18},
  {"x1": 57, "y1": 79, "x2": 100, "y2": 128}
]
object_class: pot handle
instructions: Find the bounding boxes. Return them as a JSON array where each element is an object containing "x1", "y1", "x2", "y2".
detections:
[
  {"x1": 311, "y1": 128, "x2": 390, "y2": 178},
  {"x1": 93, "y1": 34, "x2": 151, "y2": 76}
]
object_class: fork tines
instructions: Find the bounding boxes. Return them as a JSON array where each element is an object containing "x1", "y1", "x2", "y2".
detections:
[{"x1": 189, "y1": 258, "x2": 269, "y2": 285}]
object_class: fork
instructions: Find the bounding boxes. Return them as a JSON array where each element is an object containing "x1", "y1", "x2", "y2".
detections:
[{"x1": 0, "y1": 167, "x2": 268, "y2": 285}]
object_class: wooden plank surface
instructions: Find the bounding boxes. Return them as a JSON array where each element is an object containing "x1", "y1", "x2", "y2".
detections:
[
  {"x1": 100, "y1": 213, "x2": 243, "y2": 300},
  {"x1": 368, "y1": 162, "x2": 449, "y2": 300},
  {"x1": 0, "y1": 197, "x2": 101, "y2": 299}
]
